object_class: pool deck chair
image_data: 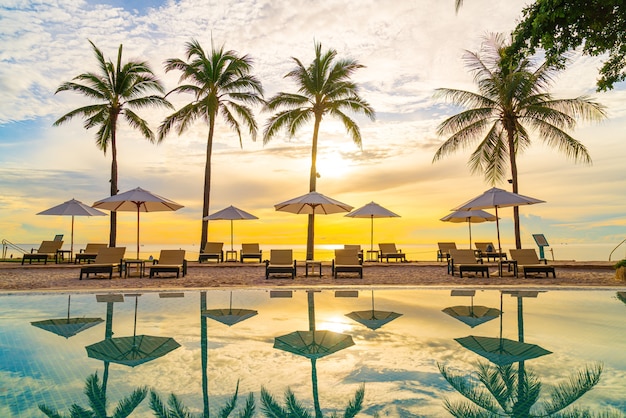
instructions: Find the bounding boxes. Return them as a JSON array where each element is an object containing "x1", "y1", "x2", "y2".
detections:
[
  {"x1": 240, "y1": 243, "x2": 262, "y2": 263},
  {"x1": 475, "y1": 242, "x2": 507, "y2": 261},
  {"x1": 344, "y1": 245, "x2": 364, "y2": 263},
  {"x1": 74, "y1": 243, "x2": 108, "y2": 264},
  {"x1": 198, "y1": 242, "x2": 224, "y2": 263},
  {"x1": 22, "y1": 241, "x2": 64, "y2": 265},
  {"x1": 509, "y1": 249, "x2": 556, "y2": 278},
  {"x1": 332, "y1": 249, "x2": 363, "y2": 278},
  {"x1": 449, "y1": 249, "x2": 490, "y2": 278},
  {"x1": 79, "y1": 247, "x2": 125, "y2": 280},
  {"x1": 265, "y1": 249, "x2": 296, "y2": 279},
  {"x1": 149, "y1": 250, "x2": 187, "y2": 278},
  {"x1": 378, "y1": 243, "x2": 407, "y2": 262},
  {"x1": 437, "y1": 242, "x2": 457, "y2": 262}
]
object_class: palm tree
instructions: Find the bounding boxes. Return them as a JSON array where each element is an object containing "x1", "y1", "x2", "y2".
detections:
[
  {"x1": 39, "y1": 372, "x2": 147, "y2": 418},
  {"x1": 260, "y1": 385, "x2": 365, "y2": 418},
  {"x1": 149, "y1": 382, "x2": 255, "y2": 418},
  {"x1": 263, "y1": 42, "x2": 375, "y2": 260},
  {"x1": 432, "y1": 33, "x2": 606, "y2": 249},
  {"x1": 438, "y1": 361, "x2": 619, "y2": 417},
  {"x1": 159, "y1": 39, "x2": 264, "y2": 249},
  {"x1": 54, "y1": 40, "x2": 172, "y2": 247}
]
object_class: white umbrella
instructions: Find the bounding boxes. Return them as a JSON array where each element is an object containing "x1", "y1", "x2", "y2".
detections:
[
  {"x1": 203, "y1": 205, "x2": 258, "y2": 251},
  {"x1": 275, "y1": 191, "x2": 353, "y2": 260},
  {"x1": 92, "y1": 187, "x2": 184, "y2": 259},
  {"x1": 345, "y1": 202, "x2": 400, "y2": 252},
  {"x1": 453, "y1": 187, "x2": 545, "y2": 257},
  {"x1": 37, "y1": 198, "x2": 107, "y2": 259},
  {"x1": 440, "y1": 209, "x2": 497, "y2": 249}
]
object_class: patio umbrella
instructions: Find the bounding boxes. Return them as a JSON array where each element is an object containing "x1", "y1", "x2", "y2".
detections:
[
  {"x1": 440, "y1": 209, "x2": 497, "y2": 249},
  {"x1": 275, "y1": 191, "x2": 353, "y2": 260},
  {"x1": 92, "y1": 187, "x2": 184, "y2": 259},
  {"x1": 31, "y1": 295, "x2": 104, "y2": 338},
  {"x1": 442, "y1": 289, "x2": 501, "y2": 328},
  {"x1": 455, "y1": 335, "x2": 551, "y2": 366},
  {"x1": 202, "y1": 291, "x2": 258, "y2": 326},
  {"x1": 453, "y1": 187, "x2": 545, "y2": 258},
  {"x1": 85, "y1": 295, "x2": 180, "y2": 367},
  {"x1": 37, "y1": 199, "x2": 107, "y2": 260},
  {"x1": 345, "y1": 202, "x2": 400, "y2": 252},
  {"x1": 345, "y1": 290, "x2": 403, "y2": 330},
  {"x1": 203, "y1": 205, "x2": 258, "y2": 251}
]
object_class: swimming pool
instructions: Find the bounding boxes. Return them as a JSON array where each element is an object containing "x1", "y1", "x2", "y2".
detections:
[{"x1": 1, "y1": 288, "x2": 625, "y2": 416}]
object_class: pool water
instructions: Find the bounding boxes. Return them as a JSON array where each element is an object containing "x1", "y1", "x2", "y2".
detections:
[{"x1": 1, "y1": 288, "x2": 625, "y2": 417}]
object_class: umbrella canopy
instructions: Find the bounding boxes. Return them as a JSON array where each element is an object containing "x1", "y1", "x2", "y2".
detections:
[
  {"x1": 455, "y1": 335, "x2": 552, "y2": 366},
  {"x1": 345, "y1": 290, "x2": 403, "y2": 330},
  {"x1": 203, "y1": 205, "x2": 258, "y2": 251},
  {"x1": 93, "y1": 187, "x2": 184, "y2": 259},
  {"x1": 453, "y1": 187, "x2": 545, "y2": 256},
  {"x1": 31, "y1": 295, "x2": 104, "y2": 338},
  {"x1": 440, "y1": 209, "x2": 497, "y2": 249},
  {"x1": 202, "y1": 291, "x2": 258, "y2": 326},
  {"x1": 37, "y1": 199, "x2": 107, "y2": 258},
  {"x1": 85, "y1": 335, "x2": 181, "y2": 367},
  {"x1": 275, "y1": 191, "x2": 353, "y2": 260},
  {"x1": 442, "y1": 305, "x2": 502, "y2": 328},
  {"x1": 345, "y1": 202, "x2": 400, "y2": 251},
  {"x1": 274, "y1": 330, "x2": 355, "y2": 360}
]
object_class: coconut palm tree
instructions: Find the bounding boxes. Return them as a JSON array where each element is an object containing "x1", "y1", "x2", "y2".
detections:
[
  {"x1": 432, "y1": 33, "x2": 605, "y2": 249},
  {"x1": 260, "y1": 385, "x2": 365, "y2": 418},
  {"x1": 438, "y1": 361, "x2": 620, "y2": 417},
  {"x1": 39, "y1": 372, "x2": 147, "y2": 418},
  {"x1": 159, "y1": 39, "x2": 264, "y2": 249},
  {"x1": 263, "y1": 42, "x2": 375, "y2": 260},
  {"x1": 54, "y1": 40, "x2": 172, "y2": 247}
]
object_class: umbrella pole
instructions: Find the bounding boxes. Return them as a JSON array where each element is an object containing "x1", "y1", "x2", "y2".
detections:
[
  {"x1": 230, "y1": 220, "x2": 234, "y2": 251},
  {"x1": 370, "y1": 215, "x2": 374, "y2": 252},
  {"x1": 71, "y1": 215, "x2": 75, "y2": 260},
  {"x1": 467, "y1": 218, "x2": 472, "y2": 249},
  {"x1": 495, "y1": 206, "x2": 502, "y2": 259},
  {"x1": 136, "y1": 206, "x2": 140, "y2": 260},
  {"x1": 67, "y1": 294, "x2": 71, "y2": 321}
]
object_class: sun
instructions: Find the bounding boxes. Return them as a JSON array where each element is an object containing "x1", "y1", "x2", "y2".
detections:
[{"x1": 315, "y1": 153, "x2": 353, "y2": 179}]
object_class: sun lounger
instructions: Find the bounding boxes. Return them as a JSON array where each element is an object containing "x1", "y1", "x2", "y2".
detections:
[
  {"x1": 22, "y1": 241, "x2": 64, "y2": 265},
  {"x1": 240, "y1": 243, "x2": 262, "y2": 263},
  {"x1": 79, "y1": 247, "x2": 125, "y2": 280},
  {"x1": 332, "y1": 249, "x2": 363, "y2": 278},
  {"x1": 265, "y1": 249, "x2": 296, "y2": 279},
  {"x1": 378, "y1": 243, "x2": 407, "y2": 262},
  {"x1": 449, "y1": 249, "x2": 490, "y2": 278},
  {"x1": 344, "y1": 245, "x2": 364, "y2": 263},
  {"x1": 149, "y1": 250, "x2": 186, "y2": 278},
  {"x1": 198, "y1": 242, "x2": 224, "y2": 263},
  {"x1": 74, "y1": 243, "x2": 108, "y2": 264},
  {"x1": 509, "y1": 249, "x2": 556, "y2": 278},
  {"x1": 437, "y1": 242, "x2": 457, "y2": 262},
  {"x1": 475, "y1": 242, "x2": 507, "y2": 261}
]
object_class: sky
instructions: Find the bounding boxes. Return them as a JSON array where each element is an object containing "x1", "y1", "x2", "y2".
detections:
[{"x1": 1, "y1": 0, "x2": 626, "y2": 257}]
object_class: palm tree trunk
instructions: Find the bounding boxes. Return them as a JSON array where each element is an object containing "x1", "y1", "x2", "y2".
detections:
[
  {"x1": 200, "y1": 292, "x2": 209, "y2": 418},
  {"x1": 200, "y1": 116, "x2": 215, "y2": 249},
  {"x1": 306, "y1": 116, "x2": 322, "y2": 260},
  {"x1": 109, "y1": 120, "x2": 118, "y2": 247},
  {"x1": 507, "y1": 129, "x2": 521, "y2": 249}
]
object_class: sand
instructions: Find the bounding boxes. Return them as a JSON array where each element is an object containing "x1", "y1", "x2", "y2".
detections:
[{"x1": 1, "y1": 260, "x2": 624, "y2": 293}]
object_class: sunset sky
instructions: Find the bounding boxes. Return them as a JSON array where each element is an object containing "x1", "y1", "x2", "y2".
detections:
[{"x1": 1, "y1": 0, "x2": 625, "y2": 257}]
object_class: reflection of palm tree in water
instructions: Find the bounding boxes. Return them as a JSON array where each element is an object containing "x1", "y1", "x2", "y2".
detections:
[
  {"x1": 262, "y1": 290, "x2": 364, "y2": 418},
  {"x1": 439, "y1": 291, "x2": 608, "y2": 417}
]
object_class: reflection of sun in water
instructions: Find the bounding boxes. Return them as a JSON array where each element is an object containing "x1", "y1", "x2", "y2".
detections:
[
  {"x1": 315, "y1": 153, "x2": 352, "y2": 179},
  {"x1": 317, "y1": 315, "x2": 353, "y2": 333}
]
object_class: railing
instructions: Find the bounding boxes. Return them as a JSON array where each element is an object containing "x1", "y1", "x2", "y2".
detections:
[
  {"x1": 609, "y1": 238, "x2": 626, "y2": 261},
  {"x1": 2, "y1": 239, "x2": 28, "y2": 259}
]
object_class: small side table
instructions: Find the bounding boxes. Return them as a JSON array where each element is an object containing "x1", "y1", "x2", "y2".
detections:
[
  {"x1": 125, "y1": 259, "x2": 145, "y2": 278},
  {"x1": 56, "y1": 250, "x2": 72, "y2": 264},
  {"x1": 499, "y1": 260, "x2": 518, "y2": 277},
  {"x1": 225, "y1": 250, "x2": 238, "y2": 262},
  {"x1": 366, "y1": 250, "x2": 379, "y2": 262},
  {"x1": 305, "y1": 260, "x2": 322, "y2": 277}
]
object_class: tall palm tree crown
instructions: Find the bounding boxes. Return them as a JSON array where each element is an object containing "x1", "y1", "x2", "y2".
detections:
[
  {"x1": 54, "y1": 40, "x2": 172, "y2": 247},
  {"x1": 433, "y1": 33, "x2": 605, "y2": 248},
  {"x1": 159, "y1": 39, "x2": 264, "y2": 249},
  {"x1": 263, "y1": 42, "x2": 375, "y2": 260}
]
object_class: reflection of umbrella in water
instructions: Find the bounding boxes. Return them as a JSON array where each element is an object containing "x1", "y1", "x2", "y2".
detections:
[
  {"x1": 85, "y1": 295, "x2": 180, "y2": 367},
  {"x1": 275, "y1": 191, "x2": 353, "y2": 260},
  {"x1": 202, "y1": 291, "x2": 258, "y2": 326},
  {"x1": 440, "y1": 209, "x2": 497, "y2": 249},
  {"x1": 203, "y1": 205, "x2": 258, "y2": 252},
  {"x1": 31, "y1": 295, "x2": 104, "y2": 338},
  {"x1": 93, "y1": 187, "x2": 184, "y2": 259},
  {"x1": 442, "y1": 289, "x2": 501, "y2": 328},
  {"x1": 345, "y1": 290, "x2": 402, "y2": 330},
  {"x1": 345, "y1": 202, "x2": 400, "y2": 252}
]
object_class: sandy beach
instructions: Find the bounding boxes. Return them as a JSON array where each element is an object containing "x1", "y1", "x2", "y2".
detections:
[{"x1": 1, "y1": 260, "x2": 624, "y2": 293}]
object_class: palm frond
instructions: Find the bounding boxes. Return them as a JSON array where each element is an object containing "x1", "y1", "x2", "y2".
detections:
[
  {"x1": 84, "y1": 373, "x2": 107, "y2": 417},
  {"x1": 123, "y1": 109, "x2": 155, "y2": 142},
  {"x1": 343, "y1": 384, "x2": 365, "y2": 418},
  {"x1": 259, "y1": 387, "x2": 289, "y2": 418},
  {"x1": 542, "y1": 363, "x2": 603, "y2": 415}
]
